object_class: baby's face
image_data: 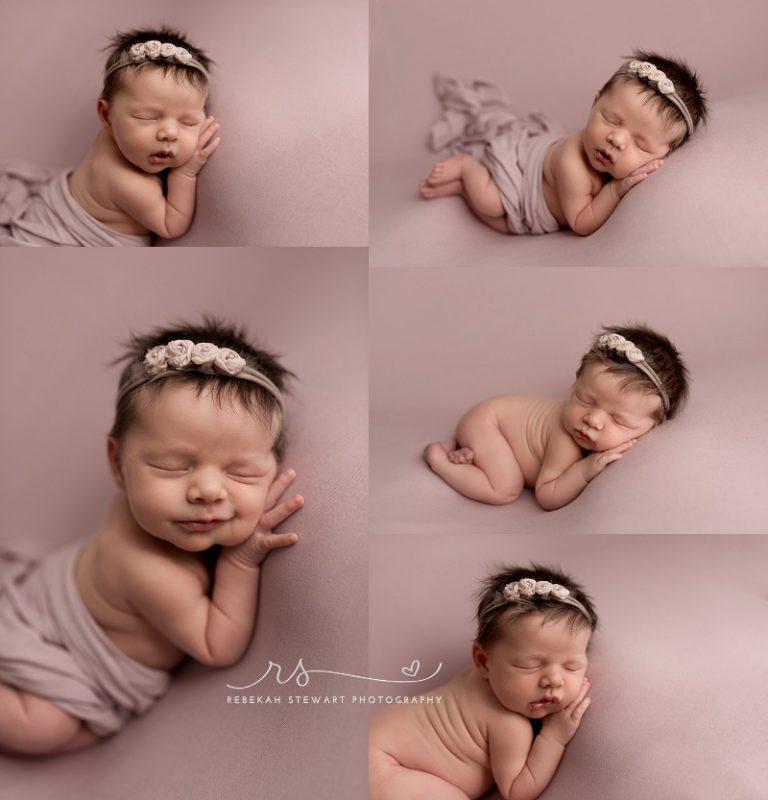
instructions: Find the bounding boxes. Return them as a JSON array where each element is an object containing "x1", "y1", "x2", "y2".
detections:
[
  {"x1": 99, "y1": 67, "x2": 207, "y2": 173},
  {"x1": 561, "y1": 362, "x2": 660, "y2": 451},
  {"x1": 474, "y1": 612, "x2": 590, "y2": 719},
  {"x1": 109, "y1": 382, "x2": 279, "y2": 552},
  {"x1": 582, "y1": 81, "x2": 685, "y2": 179}
]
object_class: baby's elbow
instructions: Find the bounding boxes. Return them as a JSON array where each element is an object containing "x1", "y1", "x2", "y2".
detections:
[{"x1": 534, "y1": 486, "x2": 559, "y2": 512}]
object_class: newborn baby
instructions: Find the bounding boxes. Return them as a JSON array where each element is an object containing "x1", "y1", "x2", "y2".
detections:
[
  {"x1": 0, "y1": 319, "x2": 302, "y2": 754},
  {"x1": 370, "y1": 565, "x2": 597, "y2": 800},
  {"x1": 420, "y1": 51, "x2": 708, "y2": 236},
  {"x1": 424, "y1": 325, "x2": 688, "y2": 510},
  {"x1": 1, "y1": 27, "x2": 220, "y2": 246}
]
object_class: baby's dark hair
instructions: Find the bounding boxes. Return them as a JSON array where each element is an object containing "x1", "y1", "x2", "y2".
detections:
[
  {"x1": 109, "y1": 317, "x2": 294, "y2": 459},
  {"x1": 597, "y1": 50, "x2": 708, "y2": 151},
  {"x1": 577, "y1": 323, "x2": 689, "y2": 423},
  {"x1": 101, "y1": 27, "x2": 213, "y2": 105},
  {"x1": 475, "y1": 564, "x2": 598, "y2": 648}
]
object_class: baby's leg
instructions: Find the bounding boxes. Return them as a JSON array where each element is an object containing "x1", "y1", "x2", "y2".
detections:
[
  {"x1": 370, "y1": 749, "x2": 470, "y2": 800},
  {"x1": 424, "y1": 403, "x2": 525, "y2": 505},
  {"x1": 420, "y1": 154, "x2": 505, "y2": 219},
  {"x1": 0, "y1": 682, "x2": 99, "y2": 755}
]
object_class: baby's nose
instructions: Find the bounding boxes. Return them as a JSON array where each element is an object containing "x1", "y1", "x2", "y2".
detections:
[
  {"x1": 584, "y1": 411, "x2": 603, "y2": 430},
  {"x1": 158, "y1": 124, "x2": 178, "y2": 141}
]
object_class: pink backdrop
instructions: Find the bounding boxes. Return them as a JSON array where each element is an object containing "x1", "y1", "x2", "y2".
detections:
[
  {"x1": 0, "y1": 249, "x2": 368, "y2": 799},
  {"x1": 1, "y1": 0, "x2": 368, "y2": 246},
  {"x1": 370, "y1": 533, "x2": 768, "y2": 800},
  {"x1": 370, "y1": 267, "x2": 768, "y2": 534}
]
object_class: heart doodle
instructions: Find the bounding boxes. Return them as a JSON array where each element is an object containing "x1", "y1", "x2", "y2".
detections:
[{"x1": 401, "y1": 660, "x2": 420, "y2": 677}]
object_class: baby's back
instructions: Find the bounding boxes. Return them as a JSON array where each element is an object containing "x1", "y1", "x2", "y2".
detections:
[
  {"x1": 488, "y1": 395, "x2": 563, "y2": 486},
  {"x1": 370, "y1": 669, "x2": 505, "y2": 798}
]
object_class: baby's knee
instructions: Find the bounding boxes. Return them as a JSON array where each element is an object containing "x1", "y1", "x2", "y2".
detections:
[
  {"x1": 484, "y1": 488, "x2": 522, "y2": 505},
  {"x1": 5, "y1": 701, "x2": 83, "y2": 755},
  {"x1": 423, "y1": 441, "x2": 448, "y2": 467}
]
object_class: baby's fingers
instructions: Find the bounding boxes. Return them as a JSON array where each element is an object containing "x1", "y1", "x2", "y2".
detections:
[
  {"x1": 611, "y1": 439, "x2": 637, "y2": 455},
  {"x1": 570, "y1": 695, "x2": 591, "y2": 724},
  {"x1": 265, "y1": 469, "x2": 298, "y2": 509},
  {"x1": 260, "y1": 494, "x2": 304, "y2": 531},
  {"x1": 261, "y1": 532, "x2": 299, "y2": 552},
  {"x1": 198, "y1": 122, "x2": 220, "y2": 150},
  {"x1": 200, "y1": 136, "x2": 221, "y2": 158}
]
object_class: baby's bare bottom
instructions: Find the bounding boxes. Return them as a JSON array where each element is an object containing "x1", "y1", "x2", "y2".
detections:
[
  {"x1": 419, "y1": 154, "x2": 510, "y2": 234},
  {"x1": 370, "y1": 748, "x2": 470, "y2": 800},
  {"x1": 0, "y1": 682, "x2": 100, "y2": 755},
  {"x1": 424, "y1": 402, "x2": 524, "y2": 505}
]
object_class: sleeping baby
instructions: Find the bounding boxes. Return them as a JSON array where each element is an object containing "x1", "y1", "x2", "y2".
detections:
[
  {"x1": 0, "y1": 319, "x2": 302, "y2": 754},
  {"x1": 370, "y1": 565, "x2": 598, "y2": 800},
  {"x1": 424, "y1": 325, "x2": 688, "y2": 510},
  {"x1": 0, "y1": 27, "x2": 220, "y2": 246},
  {"x1": 420, "y1": 51, "x2": 707, "y2": 235}
]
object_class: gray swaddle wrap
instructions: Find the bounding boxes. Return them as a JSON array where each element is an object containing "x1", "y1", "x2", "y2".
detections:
[
  {"x1": 0, "y1": 163, "x2": 150, "y2": 247},
  {"x1": 0, "y1": 539, "x2": 170, "y2": 736},
  {"x1": 428, "y1": 75, "x2": 563, "y2": 235}
]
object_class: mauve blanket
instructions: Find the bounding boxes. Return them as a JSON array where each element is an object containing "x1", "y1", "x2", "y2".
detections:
[
  {"x1": 0, "y1": 540, "x2": 169, "y2": 736},
  {"x1": 428, "y1": 75, "x2": 563, "y2": 235},
  {"x1": 0, "y1": 163, "x2": 150, "y2": 247}
]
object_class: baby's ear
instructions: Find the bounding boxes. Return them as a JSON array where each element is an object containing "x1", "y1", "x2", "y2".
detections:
[
  {"x1": 472, "y1": 642, "x2": 490, "y2": 679},
  {"x1": 97, "y1": 99, "x2": 112, "y2": 129},
  {"x1": 107, "y1": 437, "x2": 126, "y2": 489}
]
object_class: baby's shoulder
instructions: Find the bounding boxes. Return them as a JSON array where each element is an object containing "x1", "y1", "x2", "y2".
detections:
[{"x1": 99, "y1": 527, "x2": 210, "y2": 599}]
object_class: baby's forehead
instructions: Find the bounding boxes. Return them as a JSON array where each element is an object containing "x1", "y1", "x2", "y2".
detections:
[
  {"x1": 502, "y1": 612, "x2": 590, "y2": 652},
  {"x1": 579, "y1": 363, "x2": 660, "y2": 412},
  {"x1": 115, "y1": 66, "x2": 207, "y2": 109},
  {"x1": 131, "y1": 382, "x2": 278, "y2": 450}
]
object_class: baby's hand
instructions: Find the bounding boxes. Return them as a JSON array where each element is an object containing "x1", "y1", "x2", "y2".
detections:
[
  {"x1": 225, "y1": 469, "x2": 303, "y2": 569},
  {"x1": 612, "y1": 159, "x2": 663, "y2": 199},
  {"x1": 175, "y1": 116, "x2": 222, "y2": 178},
  {"x1": 582, "y1": 439, "x2": 636, "y2": 482},
  {"x1": 540, "y1": 678, "x2": 592, "y2": 747}
]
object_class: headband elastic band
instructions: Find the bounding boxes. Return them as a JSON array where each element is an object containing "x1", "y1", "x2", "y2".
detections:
[
  {"x1": 502, "y1": 579, "x2": 592, "y2": 624},
  {"x1": 617, "y1": 59, "x2": 693, "y2": 138},
  {"x1": 117, "y1": 340, "x2": 283, "y2": 411},
  {"x1": 105, "y1": 41, "x2": 209, "y2": 81}
]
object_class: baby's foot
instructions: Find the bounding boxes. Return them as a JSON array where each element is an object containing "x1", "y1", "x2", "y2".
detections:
[
  {"x1": 447, "y1": 447, "x2": 474, "y2": 465},
  {"x1": 419, "y1": 179, "x2": 463, "y2": 199},
  {"x1": 423, "y1": 440, "x2": 456, "y2": 468},
  {"x1": 425, "y1": 155, "x2": 466, "y2": 186}
]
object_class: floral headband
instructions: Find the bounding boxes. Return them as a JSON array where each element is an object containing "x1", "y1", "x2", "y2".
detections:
[
  {"x1": 116, "y1": 340, "x2": 283, "y2": 411},
  {"x1": 105, "y1": 41, "x2": 209, "y2": 80},
  {"x1": 617, "y1": 59, "x2": 693, "y2": 137},
  {"x1": 596, "y1": 332, "x2": 670, "y2": 416},
  {"x1": 503, "y1": 579, "x2": 592, "y2": 623}
]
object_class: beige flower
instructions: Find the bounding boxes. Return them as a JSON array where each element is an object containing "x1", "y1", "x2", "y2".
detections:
[
  {"x1": 143, "y1": 40, "x2": 162, "y2": 58},
  {"x1": 174, "y1": 47, "x2": 192, "y2": 64},
  {"x1": 626, "y1": 346, "x2": 644, "y2": 363},
  {"x1": 518, "y1": 578, "x2": 537, "y2": 598},
  {"x1": 191, "y1": 342, "x2": 218, "y2": 366},
  {"x1": 535, "y1": 580, "x2": 553, "y2": 597},
  {"x1": 159, "y1": 42, "x2": 177, "y2": 58},
  {"x1": 638, "y1": 61, "x2": 654, "y2": 77},
  {"x1": 129, "y1": 43, "x2": 146, "y2": 61},
  {"x1": 166, "y1": 339, "x2": 195, "y2": 368},
  {"x1": 551, "y1": 584, "x2": 570, "y2": 600},
  {"x1": 658, "y1": 78, "x2": 675, "y2": 95},
  {"x1": 503, "y1": 582, "x2": 521, "y2": 601},
  {"x1": 648, "y1": 69, "x2": 666, "y2": 82},
  {"x1": 215, "y1": 348, "x2": 247, "y2": 375},
  {"x1": 144, "y1": 345, "x2": 168, "y2": 374}
]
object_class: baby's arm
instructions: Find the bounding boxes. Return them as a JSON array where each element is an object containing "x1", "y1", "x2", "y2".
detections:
[
  {"x1": 556, "y1": 154, "x2": 663, "y2": 236},
  {"x1": 111, "y1": 117, "x2": 221, "y2": 239},
  {"x1": 535, "y1": 428, "x2": 636, "y2": 511},
  {"x1": 491, "y1": 679, "x2": 591, "y2": 800},
  {"x1": 125, "y1": 470, "x2": 302, "y2": 667}
]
